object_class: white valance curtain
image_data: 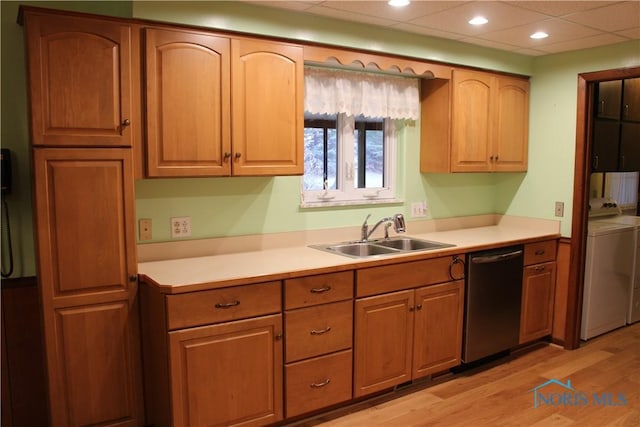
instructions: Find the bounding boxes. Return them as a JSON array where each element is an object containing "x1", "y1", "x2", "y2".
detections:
[{"x1": 304, "y1": 67, "x2": 420, "y2": 120}]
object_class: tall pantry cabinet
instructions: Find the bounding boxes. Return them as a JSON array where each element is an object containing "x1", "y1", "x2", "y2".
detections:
[{"x1": 22, "y1": 8, "x2": 144, "y2": 426}]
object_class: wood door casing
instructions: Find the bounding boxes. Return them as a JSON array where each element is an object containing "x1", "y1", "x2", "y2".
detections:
[
  {"x1": 24, "y1": 11, "x2": 133, "y2": 147},
  {"x1": 169, "y1": 314, "x2": 283, "y2": 427},
  {"x1": 354, "y1": 290, "x2": 414, "y2": 398},
  {"x1": 412, "y1": 281, "x2": 464, "y2": 379},
  {"x1": 145, "y1": 28, "x2": 231, "y2": 177},
  {"x1": 231, "y1": 38, "x2": 303, "y2": 176}
]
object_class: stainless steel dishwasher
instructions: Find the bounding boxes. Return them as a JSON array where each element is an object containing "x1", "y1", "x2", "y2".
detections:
[{"x1": 463, "y1": 245, "x2": 524, "y2": 363}]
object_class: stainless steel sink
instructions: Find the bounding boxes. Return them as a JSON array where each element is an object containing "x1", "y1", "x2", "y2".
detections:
[
  {"x1": 374, "y1": 236, "x2": 455, "y2": 251},
  {"x1": 310, "y1": 236, "x2": 455, "y2": 258},
  {"x1": 322, "y1": 242, "x2": 399, "y2": 257}
]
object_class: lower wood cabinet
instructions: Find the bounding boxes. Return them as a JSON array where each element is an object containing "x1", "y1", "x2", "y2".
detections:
[
  {"x1": 520, "y1": 240, "x2": 558, "y2": 344},
  {"x1": 354, "y1": 280, "x2": 464, "y2": 398},
  {"x1": 140, "y1": 281, "x2": 283, "y2": 427},
  {"x1": 169, "y1": 314, "x2": 283, "y2": 427},
  {"x1": 520, "y1": 262, "x2": 557, "y2": 343}
]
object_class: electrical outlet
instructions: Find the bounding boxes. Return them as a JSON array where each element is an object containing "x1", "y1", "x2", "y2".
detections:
[
  {"x1": 171, "y1": 216, "x2": 191, "y2": 238},
  {"x1": 139, "y1": 218, "x2": 152, "y2": 240},
  {"x1": 555, "y1": 201, "x2": 564, "y2": 217},
  {"x1": 411, "y1": 201, "x2": 427, "y2": 218}
]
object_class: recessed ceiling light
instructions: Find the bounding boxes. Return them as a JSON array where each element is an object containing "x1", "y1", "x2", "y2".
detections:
[
  {"x1": 530, "y1": 31, "x2": 549, "y2": 39},
  {"x1": 388, "y1": 0, "x2": 410, "y2": 7},
  {"x1": 468, "y1": 16, "x2": 488, "y2": 26}
]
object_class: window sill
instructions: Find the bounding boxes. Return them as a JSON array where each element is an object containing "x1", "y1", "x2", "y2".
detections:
[{"x1": 300, "y1": 198, "x2": 404, "y2": 209}]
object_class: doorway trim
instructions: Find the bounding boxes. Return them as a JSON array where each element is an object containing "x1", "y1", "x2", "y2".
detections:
[{"x1": 567, "y1": 66, "x2": 640, "y2": 349}]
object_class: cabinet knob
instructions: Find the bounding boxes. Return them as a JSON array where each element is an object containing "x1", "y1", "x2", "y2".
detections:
[
  {"x1": 275, "y1": 333, "x2": 283, "y2": 341},
  {"x1": 624, "y1": 104, "x2": 629, "y2": 117},
  {"x1": 416, "y1": 304, "x2": 422, "y2": 311},
  {"x1": 129, "y1": 275, "x2": 137, "y2": 282},
  {"x1": 122, "y1": 119, "x2": 131, "y2": 127},
  {"x1": 234, "y1": 152, "x2": 242, "y2": 159},
  {"x1": 223, "y1": 152, "x2": 231, "y2": 161}
]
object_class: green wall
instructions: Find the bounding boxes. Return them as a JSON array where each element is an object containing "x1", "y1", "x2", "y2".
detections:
[{"x1": 2, "y1": 0, "x2": 639, "y2": 277}]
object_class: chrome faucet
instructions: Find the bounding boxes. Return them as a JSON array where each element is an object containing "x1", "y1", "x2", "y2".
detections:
[{"x1": 361, "y1": 213, "x2": 406, "y2": 241}]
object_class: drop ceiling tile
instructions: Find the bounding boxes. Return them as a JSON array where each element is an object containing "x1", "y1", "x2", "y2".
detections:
[
  {"x1": 391, "y1": 22, "x2": 467, "y2": 40},
  {"x1": 479, "y1": 18, "x2": 602, "y2": 48},
  {"x1": 513, "y1": 47, "x2": 549, "y2": 56},
  {"x1": 563, "y1": 1, "x2": 640, "y2": 32},
  {"x1": 457, "y1": 36, "x2": 521, "y2": 51},
  {"x1": 305, "y1": 5, "x2": 396, "y2": 27},
  {"x1": 617, "y1": 27, "x2": 640, "y2": 39},
  {"x1": 408, "y1": 1, "x2": 551, "y2": 36},
  {"x1": 505, "y1": 1, "x2": 613, "y2": 17},
  {"x1": 243, "y1": 1, "x2": 318, "y2": 12},
  {"x1": 540, "y1": 33, "x2": 629, "y2": 53},
  {"x1": 314, "y1": 1, "x2": 467, "y2": 22}
]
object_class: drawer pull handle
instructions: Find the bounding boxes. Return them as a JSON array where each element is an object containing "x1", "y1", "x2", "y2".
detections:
[
  {"x1": 535, "y1": 249, "x2": 545, "y2": 255},
  {"x1": 535, "y1": 265, "x2": 546, "y2": 272},
  {"x1": 310, "y1": 285, "x2": 331, "y2": 293},
  {"x1": 214, "y1": 300, "x2": 240, "y2": 309},
  {"x1": 310, "y1": 326, "x2": 331, "y2": 335},
  {"x1": 310, "y1": 379, "x2": 331, "y2": 388}
]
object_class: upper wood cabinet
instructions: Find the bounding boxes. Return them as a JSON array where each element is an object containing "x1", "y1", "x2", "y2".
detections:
[
  {"x1": 231, "y1": 38, "x2": 304, "y2": 176},
  {"x1": 24, "y1": 10, "x2": 135, "y2": 147},
  {"x1": 622, "y1": 77, "x2": 640, "y2": 122},
  {"x1": 421, "y1": 69, "x2": 529, "y2": 173},
  {"x1": 145, "y1": 28, "x2": 231, "y2": 177},
  {"x1": 144, "y1": 31, "x2": 303, "y2": 177},
  {"x1": 597, "y1": 80, "x2": 622, "y2": 119}
]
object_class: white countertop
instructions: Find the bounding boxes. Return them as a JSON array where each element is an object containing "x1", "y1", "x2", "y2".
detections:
[{"x1": 138, "y1": 215, "x2": 560, "y2": 293}]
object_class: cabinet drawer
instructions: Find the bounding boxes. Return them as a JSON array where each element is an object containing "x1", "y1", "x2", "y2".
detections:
[
  {"x1": 166, "y1": 281, "x2": 281, "y2": 330},
  {"x1": 356, "y1": 256, "x2": 463, "y2": 297},
  {"x1": 285, "y1": 300, "x2": 352, "y2": 362},
  {"x1": 285, "y1": 350, "x2": 352, "y2": 418},
  {"x1": 285, "y1": 271, "x2": 353, "y2": 309},
  {"x1": 524, "y1": 240, "x2": 557, "y2": 266}
]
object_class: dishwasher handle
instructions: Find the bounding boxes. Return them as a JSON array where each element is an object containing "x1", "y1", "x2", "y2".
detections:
[{"x1": 471, "y1": 249, "x2": 523, "y2": 264}]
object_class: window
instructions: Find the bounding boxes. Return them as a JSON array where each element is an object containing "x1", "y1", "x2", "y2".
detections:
[{"x1": 301, "y1": 67, "x2": 419, "y2": 207}]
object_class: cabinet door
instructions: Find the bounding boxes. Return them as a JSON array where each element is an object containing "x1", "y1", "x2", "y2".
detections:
[
  {"x1": 592, "y1": 120, "x2": 621, "y2": 172},
  {"x1": 145, "y1": 28, "x2": 231, "y2": 177},
  {"x1": 619, "y1": 122, "x2": 640, "y2": 171},
  {"x1": 169, "y1": 314, "x2": 283, "y2": 427},
  {"x1": 597, "y1": 80, "x2": 622, "y2": 119},
  {"x1": 493, "y1": 76, "x2": 529, "y2": 172},
  {"x1": 622, "y1": 77, "x2": 640, "y2": 122},
  {"x1": 413, "y1": 281, "x2": 464, "y2": 379},
  {"x1": 354, "y1": 290, "x2": 414, "y2": 397},
  {"x1": 47, "y1": 301, "x2": 144, "y2": 427},
  {"x1": 451, "y1": 70, "x2": 492, "y2": 172},
  {"x1": 32, "y1": 149, "x2": 137, "y2": 305},
  {"x1": 24, "y1": 11, "x2": 134, "y2": 147},
  {"x1": 231, "y1": 38, "x2": 303, "y2": 176},
  {"x1": 520, "y1": 262, "x2": 556, "y2": 344}
]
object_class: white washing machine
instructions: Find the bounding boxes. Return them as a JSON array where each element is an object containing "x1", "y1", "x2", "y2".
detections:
[
  {"x1": 594, "y1": 215, "x2": 640, "y2": 324},
  {"x1": 581, "y1": 220, "x2": 635, "y2": 340}
]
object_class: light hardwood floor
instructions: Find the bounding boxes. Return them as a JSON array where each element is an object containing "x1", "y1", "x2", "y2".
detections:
[{"x1": 297, "y1": 323, "x2": 640, "y2": 426}]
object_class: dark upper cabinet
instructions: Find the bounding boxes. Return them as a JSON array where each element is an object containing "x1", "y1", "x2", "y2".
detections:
[
  {"x1": 592, "y1": 78, "x2": 640, "y2": 172},
  {"x1": 623, "y1": 78, "x2": 640, "y2": 122},
  {"x1": 597, "y1": 80, "x2": 622, "y2": 119}
]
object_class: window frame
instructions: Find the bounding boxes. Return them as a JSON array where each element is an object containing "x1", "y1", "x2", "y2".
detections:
[{"x1": 301, "y1": 113, "x2": 399, "y2": 208}]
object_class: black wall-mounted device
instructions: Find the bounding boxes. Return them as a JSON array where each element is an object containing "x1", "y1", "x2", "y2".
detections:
[{"x1": 1, "y1": 148, "x2": 11, "y2": 195}]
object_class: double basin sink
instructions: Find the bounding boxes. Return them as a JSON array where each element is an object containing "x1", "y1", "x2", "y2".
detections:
[{"x1": 310, "y1": 236, "x2": 455, "y2": 258}]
